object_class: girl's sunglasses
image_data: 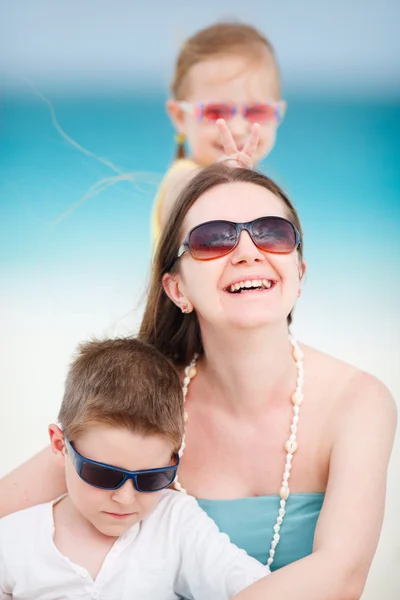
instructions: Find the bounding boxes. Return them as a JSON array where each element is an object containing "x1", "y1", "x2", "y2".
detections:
[
  {"x1": 178, "y1": 101, "x2": 286, "y2": 124},
  {"x1": 65, "y1": 438, "x2": 179, "y2": 492},
  {"x1": 177, "y1": 217, "x2": 301, "y2": 262}
]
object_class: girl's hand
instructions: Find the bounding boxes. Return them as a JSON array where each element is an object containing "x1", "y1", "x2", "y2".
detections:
[{"x1": 216, "y1": 119, "x2": 260, "y2": 169}]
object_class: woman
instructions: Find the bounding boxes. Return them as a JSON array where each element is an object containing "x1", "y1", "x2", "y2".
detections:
[{"x1": 1, "y1": 164, "x2": 396, "y2": 599}]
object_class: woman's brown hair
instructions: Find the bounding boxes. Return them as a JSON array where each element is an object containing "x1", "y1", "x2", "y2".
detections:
[{"x1": 139, "y1": 163, "x2": 304, "y2": 368}]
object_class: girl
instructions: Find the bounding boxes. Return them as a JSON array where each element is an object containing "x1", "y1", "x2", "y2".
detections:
[{"x1": 151, "y1": 21, "x2": 286, "y2": 246}]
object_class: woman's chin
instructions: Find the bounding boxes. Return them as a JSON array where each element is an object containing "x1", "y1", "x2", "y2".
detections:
[{"x1": 223, "y1": 309, "x2": 284, "y2": 331}]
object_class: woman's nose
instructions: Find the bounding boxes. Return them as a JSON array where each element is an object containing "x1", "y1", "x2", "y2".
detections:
[{"x1": 230, "y1": 230, "x2": 265, "y2": 264}]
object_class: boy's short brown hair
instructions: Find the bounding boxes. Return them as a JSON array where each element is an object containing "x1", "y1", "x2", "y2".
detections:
[{"x1": 58, "y1": 338, "x2": 184, "y2": 452}]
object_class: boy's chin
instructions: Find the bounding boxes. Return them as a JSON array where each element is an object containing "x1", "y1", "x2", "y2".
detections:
[{"x1": 93, "y1": 513, "x2": 141, "y2": 537}]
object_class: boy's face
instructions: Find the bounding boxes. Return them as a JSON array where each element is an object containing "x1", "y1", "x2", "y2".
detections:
[
  {"x1": 168, "y1": 54, "x2": 282, "y2": 166},
  {"x1": 53, "y1": 424, "x2": 175, "y2": 538}
]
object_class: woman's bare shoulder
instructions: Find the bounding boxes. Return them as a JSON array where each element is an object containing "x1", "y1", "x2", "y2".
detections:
[{"x1": 302, "y1": 343, "x2": 397, "y2": 415}]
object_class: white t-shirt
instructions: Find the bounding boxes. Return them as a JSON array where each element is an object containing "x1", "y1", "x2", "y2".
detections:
[{"x1": 0, "y1": 489, "x2": 269, "y2": 600}]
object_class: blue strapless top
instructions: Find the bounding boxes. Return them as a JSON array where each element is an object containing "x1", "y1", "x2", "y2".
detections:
[{"x1": 197, "y1": 493, "x2": 325, "y2": 571}]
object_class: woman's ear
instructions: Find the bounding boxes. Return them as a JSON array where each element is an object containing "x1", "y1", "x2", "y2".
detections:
[
  {"x1": 166, "y1": 99, "x2": 186, "y2": 134},
  {"x1": 299, "y1": 260, "x2": 307, "y2": 281},
  {"x1": 48, "y1": 424, "x2": 67, "y2": 465},
  {"x1": 297, "y1": 260, "x2": 307, "y2": 299},
  {"x1": 162, "y1": 273, "x2": 193, "y2": 314}
]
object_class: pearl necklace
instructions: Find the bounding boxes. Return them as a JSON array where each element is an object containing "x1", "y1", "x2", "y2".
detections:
[{"x1": 174, "y1": 334, "x2": 304, "y2": 569}]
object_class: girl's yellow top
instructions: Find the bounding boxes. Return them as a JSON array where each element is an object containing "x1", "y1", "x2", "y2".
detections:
[{"x1": 151, "y1": 158, "x2": 198, "y2": 248}]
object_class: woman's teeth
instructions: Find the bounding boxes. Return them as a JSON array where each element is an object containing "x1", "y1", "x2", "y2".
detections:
[{"x1": 228, "y1": 279, "x2": 272, "y2": 293}]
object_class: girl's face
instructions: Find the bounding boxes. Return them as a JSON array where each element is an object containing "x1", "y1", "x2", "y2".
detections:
[
  {"x1": 164, "y1": 181, "x2": 304, "y2": 332},
  {"x1": 168, "y1": 54, "x2": 281, "y2": 166}
]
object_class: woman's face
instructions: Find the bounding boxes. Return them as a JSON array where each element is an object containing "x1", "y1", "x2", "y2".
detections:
[{"x1": 166, "y1": 181, "x2": 304, "y2": 331}]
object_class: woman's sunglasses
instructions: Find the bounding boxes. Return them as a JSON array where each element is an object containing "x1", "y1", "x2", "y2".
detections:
[
  {"x1": 65, "y1": 438, "x2": 179, "y2": 492},
  {"x1": 177, "y1": 101, "x2": 286, "y2": 124},
  {"x1": 177, "y1": 217, "x2": 301, "y2": 262}
]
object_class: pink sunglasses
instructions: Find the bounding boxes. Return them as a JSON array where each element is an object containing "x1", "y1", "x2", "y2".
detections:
[{"x1": 177, "y1": 100, "x2": 286, "y2": 124}]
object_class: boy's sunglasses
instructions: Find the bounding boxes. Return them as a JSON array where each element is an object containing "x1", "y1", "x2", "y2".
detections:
[
  {"x1": 177, "y1": 100, "x2": 286, "y2": 124},
  {"x1": 65, "y1": 438, "x2": 179, "y2": 492},
  {"x1": 177, "y1": 217, "x2": 300, "y2": 262}
]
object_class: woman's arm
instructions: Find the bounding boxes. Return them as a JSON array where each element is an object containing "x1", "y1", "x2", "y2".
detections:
[
  {"x1": 0, "y1": 446, "x2": 66, "y2": 517},
  {"x1": 233, "y1": 374, "x2": 397, "y2": 600}
]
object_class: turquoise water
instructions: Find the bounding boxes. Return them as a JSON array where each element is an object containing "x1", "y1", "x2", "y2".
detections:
[{"x1": 1, "y1": 93, "x2": 399, "y2": 278}]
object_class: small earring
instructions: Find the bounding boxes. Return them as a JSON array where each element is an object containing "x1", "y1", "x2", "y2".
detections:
[
  {"x1": 175, "y1": 132, "x2": 186, "y2": 159},
  {"x1": 181, "y1": 303, "x2": 189, "y2": 314},
  {"x1": 297, "y1": 289, "x2": 302, "y2": 298}
]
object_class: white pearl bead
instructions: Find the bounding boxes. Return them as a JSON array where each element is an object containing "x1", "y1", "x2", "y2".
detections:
[
  {"x1": 289, "y1": 433, "x2": 296, "y2": 443},
  {"x1": 295, "y1": 396, "x2": 303, "y2": 407},
  {"x1": 280, "y1": 486, "x2": 290, "y2": 500},
  {"x1": 277, "y1": 516, "x2": 283, "y2": 525},
  {"x1": 284, "y1": 440, "x2": 298, "y2": 453},
  {"x1": 285, "y1": 462, "x2": 292, "y2": 472},
  {"x1": 188, "y1": 366, "x2": 196, "y2": 378},
  {"x1": 273, "y1": 533, "x2": 280, "y2": 543},
  {"x1": 293, "y1": 405, "x2": 300, "y2": 416},
  {"x1": 267, "y1": 558, "x2": 273, "y2": 567},
  {"x1": 271, "y1": 540, "x2": 278, "y2": 550},
  {"x1": 183, "y1": 376, "x2": 190, "y2": 386},
  {"x1": 280, "y1": 499, "x2": 286, "y2": 509},
  {"x1": 293, "y1": 415, "x2": 299, "y2": 425},
  {"x1": 269, "y1": 548, "x2": 275, "y2": 558},
  {"x1": 292, "y1": 346, "x2": 304, "y2": 361},
  {"x1": 287, "y1": 453, "x2": 293, "y2": 462},
  {"x1": 278, "y1": 508, "x2": 285, "y2": 517},
  {"x1": 175, "y1": 479, "x2": 185, "y2": 492},
  {"x1": 273, "y1": 524, "x2": 281, "y2": 533},
  {"x1": 291, "y1": 424, "x2": 298, "y2": 435}
]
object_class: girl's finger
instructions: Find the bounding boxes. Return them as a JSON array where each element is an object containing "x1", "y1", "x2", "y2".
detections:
[
  {"x1": 216, "y1": 119, "x2": 237, "y2": 155},
  {"x1": 242, "y1": 123, "x2": 260, "y2": 159},
  {"x1": 236, "y1": 153, "x2": 253, "y2": 169}
]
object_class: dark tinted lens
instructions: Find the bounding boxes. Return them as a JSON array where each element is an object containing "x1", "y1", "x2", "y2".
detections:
[
  {"x1": 136, "y1": 469, "x2": 176, "y2": 492},
  {"x1": 189, "y1": 221, "x2": 237, "y2": 260},
  {"x1": 80, "y1": 462, "x2": 125, "y2": 489},
  {"x1": 252, "y1": 218, "x2": 297, "y2": 253},
  {"x1": 202, "y1": 103, "x2": 233, "y2": 121}
]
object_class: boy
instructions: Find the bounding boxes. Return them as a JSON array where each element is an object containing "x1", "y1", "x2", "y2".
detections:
[{"x1": 0, "y1": 338, "x2": 269, "y2": 599}]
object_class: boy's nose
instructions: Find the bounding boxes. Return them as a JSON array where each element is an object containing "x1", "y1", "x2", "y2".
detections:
[{"x1": 111, "y1": 479, "x2": 137, "y2": 504}]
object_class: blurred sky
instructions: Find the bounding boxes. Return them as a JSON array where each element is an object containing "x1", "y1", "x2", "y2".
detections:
[{"x1": 1, "y1": 0, "x2": 399, "y2": 97}]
